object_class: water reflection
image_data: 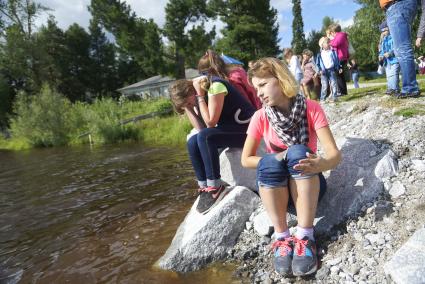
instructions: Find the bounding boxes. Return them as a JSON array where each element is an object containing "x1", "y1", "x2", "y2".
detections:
[{"x1": 0, "y1": 145, "x2": 239, "y2": 283}]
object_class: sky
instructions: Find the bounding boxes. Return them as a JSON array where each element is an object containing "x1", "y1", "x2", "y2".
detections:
[{"x1": 35, "y1": 0, "x2": 361, "y2": 48}]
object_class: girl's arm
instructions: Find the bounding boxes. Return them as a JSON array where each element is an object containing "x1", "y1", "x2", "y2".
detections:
[
  {"x1": 184, "y1": 106, "x2": 206, "y2": 130},
  {"x1": 241, "y1": 136, "x2": 262, "y2": 169},
  {"x1": 193, "y1": 78, "x2": 225, "y2": 127},
  {"x1": 294, "y1": 126, "x2": 341, "y2": 174}
]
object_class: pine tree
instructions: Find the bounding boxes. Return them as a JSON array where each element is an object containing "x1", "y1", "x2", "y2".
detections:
[
  {"x1": 291, "y1": 0, "x2": 306, "y2": 54},
  {"x1": 212, "y1": 0, "x2": 279, "y2": 64},
  {"x1": 88, "y1": 18, "x2": 119, "y2": 98},
  {"x1": 163, "y1": 0, "x2": 213, "y2": 79}
]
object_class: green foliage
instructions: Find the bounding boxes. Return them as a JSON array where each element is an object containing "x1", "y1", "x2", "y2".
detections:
[
  {"x1": 138, "y1": 115, "x2": 192, "y2": 147},
  {"x1": 0, "y1": 73, "x2": 14, "y2": 127},
  {"x1": 10, "y1": 85, "x2": 72, "y2": 147},
  {"x1": 163, "y1": 0, "x2": 213, "y2": 78},
  {"x1": 306, "y1": 30, "x2": 323, "y2": 56},
  {"x1": 212, "y1": 0, "x2": 279, "y2": 63},
  {"x1": 291, "y1": 0, "x2": 306, "y2": 54},
  {"x1": 394, "y1": 108, "x2": 425, "y2": 117},
  {"x1": 69, "y1": 99, "x2": 139, "y2": 144},
  {"x1": 347, "y1": 0, "x2": 384, "y2": 67},
  {"x1": 184, "y1": 24, "x2": 216, "y2": 68},
  {"x1": 89, "y1": 0, "x2": 165, "y2": 79},
  {"x1": 87, "y1": 18, "x2": 119, "y2": 98}
]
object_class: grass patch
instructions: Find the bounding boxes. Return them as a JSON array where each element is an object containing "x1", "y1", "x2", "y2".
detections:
[
  {"x1": 0, "y1": 136, "x2": 30, "y2": 150},
  {"x1": 137, "y1": 115, "x2": 192, "y2": 148},
  {"x1": 394, "y1": 107, "x2": 425, "y2": 117},
  {"x1": 341, "y1": 85, "x2": 386, "y2": 102}
]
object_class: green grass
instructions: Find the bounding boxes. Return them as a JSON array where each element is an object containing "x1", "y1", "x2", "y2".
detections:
[
  {"x1": 137, "y1": 115, "x2": 192, "y2": 148},
  {"x1": 394, "y1": 108, "x2": 425, "y2": 117}
]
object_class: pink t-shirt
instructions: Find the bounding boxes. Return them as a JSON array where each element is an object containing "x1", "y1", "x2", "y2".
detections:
[{"x1": 246, "y1": 100, "x2": 328, "y2": 153}]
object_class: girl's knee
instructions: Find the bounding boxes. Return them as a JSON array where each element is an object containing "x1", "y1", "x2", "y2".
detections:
[
  {"x1": 286, "y1": 144, "x2": 312, "y2": 161},
  {"x1": 187, "y1": 134, "x2": 198, "y2": 149}
]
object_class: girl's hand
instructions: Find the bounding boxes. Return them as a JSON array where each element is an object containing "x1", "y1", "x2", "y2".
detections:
[
  {"x1": 192, "y1": 76, "x2": 207, "y2": 96},
  {"x1": 293, "y1": 152, "x2": 323, "y2": 175}
]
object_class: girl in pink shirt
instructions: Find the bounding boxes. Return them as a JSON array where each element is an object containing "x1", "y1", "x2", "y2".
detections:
[{"x1": 241, "y1": 58, "x2": 341, "y2": 277}]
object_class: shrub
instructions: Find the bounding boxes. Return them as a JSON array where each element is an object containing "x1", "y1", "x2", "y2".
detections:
[{"x1": 10, "y1": 86, "x2": 72, "y2": 147}]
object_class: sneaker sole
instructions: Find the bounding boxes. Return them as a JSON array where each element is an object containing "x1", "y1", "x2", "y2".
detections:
[
  {"x1": 201, "y1": 187, "x2": 231, "y2": 214},
  {"x1": 292, "y1": 261, "x2": 318, "y2": 277}
]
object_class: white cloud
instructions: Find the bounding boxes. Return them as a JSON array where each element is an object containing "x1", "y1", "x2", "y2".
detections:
[
  {"x1": 337, "y1": 17, "x2": 354, "y2": 29},
  {"x1": 35, "y1": 0, "x2": 91, "y2": 30}
]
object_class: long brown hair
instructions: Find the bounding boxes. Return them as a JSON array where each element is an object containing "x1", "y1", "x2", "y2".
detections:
[
  {"x1": 198, "y1": 49, "x2": 228, "y2": 79},
  {"x1": 169, "y1": 79, "x2": 195, "y2": 114}
]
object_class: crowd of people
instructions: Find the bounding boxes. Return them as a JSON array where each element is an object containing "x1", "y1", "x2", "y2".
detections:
[{"x1": 166, "y1": 0, "x2": 424, "y2": 278}]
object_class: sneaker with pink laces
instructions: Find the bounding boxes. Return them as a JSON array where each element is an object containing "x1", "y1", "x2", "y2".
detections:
[
  {"x1": 292, "y1": 236, "x2": 318, "y2": 276},
  {"x1": 272, "y1": 237, "x2": 294, "y2": 276},
  {"x1": 196, "y1": 185, "x2": 230, "y2": 214}
]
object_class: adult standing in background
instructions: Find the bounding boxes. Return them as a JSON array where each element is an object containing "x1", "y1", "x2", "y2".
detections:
[
  {"x1": 380, "y1": 0, "x2": 420, "y2": 98},
  {"x1": 283, "y1": 48, "x2": 304, "y2": 86},
  {"x1": 327, "y1": 24, "x2": 349, "y2": 96},
  {"x1": 416, "y1": 0, "x2": 425, "y2": 48},
  {"x1": 348, "y1": 59, "x2": 360, "y2": 89}
]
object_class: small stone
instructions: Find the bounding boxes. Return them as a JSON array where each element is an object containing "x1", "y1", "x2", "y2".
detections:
[
  {"x1": 389, "y1": 181, "x2": 406, "y2": 198},
  {"x1": 326, "y1": 257, "x2": 342, "y2": 266},
  {"x1": 350, "y1": 265, "x2": 361, "y2": 275},
  {"x1": 330, "y1": 266, "x2": 340, "y2": 274}
]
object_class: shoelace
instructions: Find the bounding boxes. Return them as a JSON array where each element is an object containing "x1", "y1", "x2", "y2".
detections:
[
  {"x1": 294, "y1": 238, "x2": 309, "y2": 256},
  {"x1": 271, "y1": 238, "x2": 293, "y2": 256},
  {"x1": 198, "y1": 186, "x2": 220, "y2": 193}
]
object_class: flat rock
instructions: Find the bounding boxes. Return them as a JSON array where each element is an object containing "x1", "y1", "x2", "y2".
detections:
[
  {"x1": 384, "y1": 228, "x2": 425, "y2": 284},
  {"x1": 315, "y1": 137, "x2": 392, "y2": 235},
  {"x1": 156, "y1": 186, "x2": 260, "y2": 272},
  {"x1": 220, "y1": 145, "x2": 266, "y2": 190}
]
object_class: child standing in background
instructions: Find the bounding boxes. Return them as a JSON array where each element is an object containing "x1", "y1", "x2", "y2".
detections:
[
  {"x1": 316, "y1": 37, "x2": 342, "y2": 103},
  {"x1": 378, "y1": 20, "x2": 400, "y2": 96},
  {"x1": 301, "y1": 49, "x2": 319, "y2": 100}
]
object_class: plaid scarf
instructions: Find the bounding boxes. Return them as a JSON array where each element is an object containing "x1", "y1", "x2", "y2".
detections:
[{"x1": 265, "y1": 93, "x2": 309, "y2": 147}]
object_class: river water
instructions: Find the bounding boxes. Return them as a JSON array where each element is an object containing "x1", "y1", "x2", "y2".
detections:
[{"x1": 0, "y1": 145, "x2": 239, "y2": 283}]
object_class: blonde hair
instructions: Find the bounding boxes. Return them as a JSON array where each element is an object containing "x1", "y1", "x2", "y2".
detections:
[
  {"x1": 198, "y1": 49, "x2": 228, "y2": 79},
  {"x1": 328, "y1": 23, "x2": 341, "y2": 33},
  {"x1": 319, "y1": 36, "x2": 330, "y2": 48},
  {"x1": 248, "y1": 57, "x2": 299, "y2": 98},
  {"x1": 169, "y1": 79, "x2": 195, "y2": 114}
]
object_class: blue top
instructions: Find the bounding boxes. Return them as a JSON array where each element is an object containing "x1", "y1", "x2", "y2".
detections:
[
  {"x1": 379, "y1": 34, "x2": 398, "y2": 66},
  {"x1": 210, "y1": 77, "x2": 256, "y2": 128},
  {"x1": 315, "y1": 50, "x2": 341, "y2": 73}
]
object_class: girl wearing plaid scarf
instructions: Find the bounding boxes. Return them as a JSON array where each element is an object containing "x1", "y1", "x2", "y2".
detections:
[{"x1": 241, "y1": 58, "x2": 341, "y2": 277}]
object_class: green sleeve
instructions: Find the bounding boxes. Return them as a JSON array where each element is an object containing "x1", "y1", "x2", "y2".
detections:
[{"x1": 208, "y1": 82, "x2": 228, "y2": 96}]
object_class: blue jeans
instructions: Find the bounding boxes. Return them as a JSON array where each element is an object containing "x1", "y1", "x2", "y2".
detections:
[
  {"x1": 187, "y1": 126, "x2": 247, "y2": 188},
  {"x1": 320, "y1": 70, "x2": 338, "y2": 101},
  {"x1": 256, "y1": 144, "x2": 327, "y2": 201},
  {"x1": 385, "y1": 63, "x2": 400, "y2": 92},
  {"x1": 386, "y1": 0, "x2": 419, "y2": 93},
  {"x1": 352, "y1": 72, "x2": 359, "y2": 89}
]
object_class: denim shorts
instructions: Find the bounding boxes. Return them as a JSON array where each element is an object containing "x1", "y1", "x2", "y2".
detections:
[{"x1": 256, "y1": 144, "x2": 327, "y2": 201}]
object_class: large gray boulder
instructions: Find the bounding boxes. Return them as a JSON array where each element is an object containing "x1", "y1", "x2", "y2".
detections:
[
  {"x1": 220, "y1": 145, "x2": 266, "y2": 190},
  {"x1": 384, "y1": 228, "x2": 425, "y2": 284},
  {"x1": 314, "y1": 137, "x2": 398, "y2": 235},
  {"x1": 156, "y1": 186, "x2": 260, "y2": 272}
]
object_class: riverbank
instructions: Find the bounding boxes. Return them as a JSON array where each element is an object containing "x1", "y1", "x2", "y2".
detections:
[
  {"x1": 0, "y1": 87, "x2": 191, "y2": 150},
  {"x1": 228, "y1": 90, "x2": 425, "y2": 283}
]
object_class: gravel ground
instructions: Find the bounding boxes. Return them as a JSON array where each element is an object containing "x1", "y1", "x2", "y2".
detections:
[{"x1": 227, "y1": 94, "x2": 425, "y2": 283}]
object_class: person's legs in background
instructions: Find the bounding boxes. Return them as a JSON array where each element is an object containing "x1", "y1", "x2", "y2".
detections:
[
  {"x1": 336, "y1": 60, "x2": 348, "y2": 96},
  {"x1": 352, "y1": 72, "x2": 359, "y2": 89},
  {"x1": 386, "y1": 0, "x2": 419, "y2": 96}
]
